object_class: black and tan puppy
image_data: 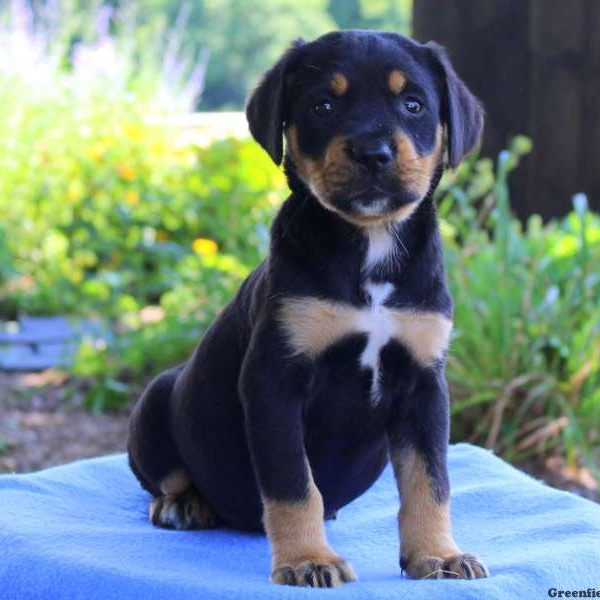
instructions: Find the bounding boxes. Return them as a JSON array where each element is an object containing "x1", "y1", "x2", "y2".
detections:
[{"x1": 128, "y1": 30, "x2": 487, "y2": 587}]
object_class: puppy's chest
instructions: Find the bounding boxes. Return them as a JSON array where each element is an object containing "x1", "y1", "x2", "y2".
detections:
[
  {"x1": 277, "y1": 226, "x2": 451, "y2": 404},
  {"x1": 278, "y1": 279, "x2": 451, "y2": 403}
]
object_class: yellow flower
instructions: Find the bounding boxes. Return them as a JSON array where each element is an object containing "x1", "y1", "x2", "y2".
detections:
[
  {"x1": 123, "y1": 123, "x2": 145, "y2": 143},
  {"x1": 118, "y1": 164, "x2": 136, "y2": 182},
  {"x1": 90, "y1": 142, "x2": 107, "y2": 161},
  {"x1": 551, "y1": 235, "x2": 578, "y2": 258},
  {"x1": 192, "y1": 237, "x2": 218, "y2": 256},
  {"x1": 67, "y1": 181, "x2": 85, "y2": 203},
  {"x1": 150, "y1": 140, "x2": 167, "y2": 158},
  {"x1": 124, "y1": 190, "x2": 140, "y2": 205}
]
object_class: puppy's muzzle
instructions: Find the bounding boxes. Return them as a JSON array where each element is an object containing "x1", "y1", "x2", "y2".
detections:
[
  {"x1": 344, "y1": 136, "x2": 397, "y2": 216},
  {"x1": 347, "y1": 138, "x2": 395, "y2": 175}
]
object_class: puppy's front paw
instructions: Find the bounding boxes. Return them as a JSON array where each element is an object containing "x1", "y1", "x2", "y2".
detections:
[
  {"x1": 402, "y1": 552, "x2": 488, "y2": 580},
  {"x1": 272, "y1": 557, "x2": 356, "y2": 588}
]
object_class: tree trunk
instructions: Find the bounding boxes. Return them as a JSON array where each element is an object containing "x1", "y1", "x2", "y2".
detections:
[{"x1": 413, "y1": 0, "x2": 600, "y2": 219}]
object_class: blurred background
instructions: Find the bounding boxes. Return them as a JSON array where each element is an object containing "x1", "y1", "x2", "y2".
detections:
[{"x1": 0, "y1": 0, "x2": 598, "y2": 502}]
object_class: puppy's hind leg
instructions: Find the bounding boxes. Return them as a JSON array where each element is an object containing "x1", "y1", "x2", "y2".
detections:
[
  {"x1": 127, "y1": 367, "x2": 220, "y2": 530},
  {"x1": 150, "y1": 474, "x2": 220, "y2": 530}
]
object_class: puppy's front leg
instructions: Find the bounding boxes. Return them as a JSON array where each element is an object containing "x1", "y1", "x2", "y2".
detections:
[
  {"x1": 262, "y1": 472, "x2": 356, "y2": 587},
  {"x1": 388, "y1": 368, "x2": 489, "y2": 580},
  {"x1": 240, "y1": 318, "x2": 356, "y2": 588}
]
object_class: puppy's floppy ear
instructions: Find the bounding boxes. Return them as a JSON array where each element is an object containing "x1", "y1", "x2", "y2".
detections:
[
  {"x1": 426, "y1": 42, "x2": 484, "y2": 168},
  {"x1": 245, "y1": 39, "x2": 305, "y2": 165}
]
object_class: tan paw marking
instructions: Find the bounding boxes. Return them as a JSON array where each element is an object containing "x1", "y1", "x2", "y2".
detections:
[
  {"x1": 149, "y1": 489, "x2": 219, "y2": 530},
  {"x1": 403, "y1": 553, "x2": 489, "y2": 580},
  {"x1": 272, "y1": 557, "x2": 357, "y2": 588}
]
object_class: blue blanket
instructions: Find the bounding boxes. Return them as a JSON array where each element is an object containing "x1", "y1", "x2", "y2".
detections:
[{"x1": 1, "y1": 443, "x2": 599, "y2": 599}]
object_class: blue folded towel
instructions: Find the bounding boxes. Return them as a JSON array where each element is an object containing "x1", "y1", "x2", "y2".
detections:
[{"x1": 1, "y1": 443, "x2": 599, "y2": 599}]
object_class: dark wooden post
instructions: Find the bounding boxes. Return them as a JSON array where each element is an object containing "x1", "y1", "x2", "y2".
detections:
[{"x1": 413, "y1": 0, "x2": 600, "y2": 219}]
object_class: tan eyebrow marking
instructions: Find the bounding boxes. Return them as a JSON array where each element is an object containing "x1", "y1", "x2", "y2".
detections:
[
  {"x1": 329, "y1": 72, "x2": 349, "y2": 96},
  {"x1": 388, "y1": 69, "x2": 407, "y2": 95},
  {"x1": 277, "y1": 297, "x2": 452, "y2": 367}
]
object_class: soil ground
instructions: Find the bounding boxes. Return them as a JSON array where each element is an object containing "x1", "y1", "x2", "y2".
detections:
[
  {"x1": 0, "y1": 371, "x2": 129, "y2": 472},
  {"x1": 1, "y1": 370, "x2": 598, "y2": 504}
]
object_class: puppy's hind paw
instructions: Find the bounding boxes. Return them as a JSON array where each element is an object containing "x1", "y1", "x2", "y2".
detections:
[
  {"x1": 402, "y1": 552, "x2": 489, "y2": 580},
  {"x1": 149, "y1": 489, "x2": 219, "y2": 530},
  {"x1": 272, "y1": 557, "x2": 357, "y2": 588}
]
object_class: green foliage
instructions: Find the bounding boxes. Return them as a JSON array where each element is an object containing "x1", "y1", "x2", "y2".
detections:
[
  {"x1": 8, "y1": 1, "x2": 413, "y2": 111},
  {"x1": 101, "y1": 0, "x2": 412, "y2": 109},
  {"x1": 438, "y1": 138, "x2": 600, "y2": 476},
  {"x1": 147, "y1": 0, "x2": 412, "y2": 108},
  {"x1": 194, "y1": 0, "x2": 412, "y2": 108},
  {"x1": 1, "y1": 2, "x2": 597, "y2": 482},
  {"x1": 0, "y1": 85, "x2": 285, "y2": 409},
  {"x1": 72, "y1": 250, "x2": 252, "y2": 411},
  {"x1": 0, "y1": 226, "x2": 13, "y2": 287},
  {"x1": 328, "y1": 0, "x2": 411, "y2": 33},
  {"x1": 198, "y1": 0, "x2": 335, "y2": 109},
  {"x1": 0, "y1": 89, "x2": 283, "y2": 318}
]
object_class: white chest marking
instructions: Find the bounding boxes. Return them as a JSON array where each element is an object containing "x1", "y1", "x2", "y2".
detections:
[
  {"x1": 364, "y1": 226, "x2": 396, "y2": 271},
  {"x1": 359, "y1": 281, "x2": 395, "y2": 403}
]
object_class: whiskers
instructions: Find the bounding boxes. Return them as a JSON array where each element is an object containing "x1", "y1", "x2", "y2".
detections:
[
  {"x1": 361, "y1": 219, "x2": 411, "y2": 276},
  {"x1": 387, "y1": 220, "x2": 410, "y2": 261}
]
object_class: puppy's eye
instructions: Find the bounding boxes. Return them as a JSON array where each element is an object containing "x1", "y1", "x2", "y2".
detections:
[
  {"x1": 403, "y1": 98, "x2": 424, "y2": 114},
  {"x1": 313, "y1": 100, "x2": 334, "y2": 117}
]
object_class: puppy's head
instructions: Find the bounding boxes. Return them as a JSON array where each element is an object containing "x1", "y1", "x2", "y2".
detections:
[{"x1": 246, "y1": 31, "x2": 484, "y2": 227}]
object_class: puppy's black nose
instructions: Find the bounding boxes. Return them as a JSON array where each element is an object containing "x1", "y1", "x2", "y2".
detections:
[{"x1": 348, "y1": 139, "x2": 394, "y2": 172}]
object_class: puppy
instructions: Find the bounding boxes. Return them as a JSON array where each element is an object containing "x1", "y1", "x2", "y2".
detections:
[{"x1": 128, "y1": 30, "x2": 487, "y2": 587}]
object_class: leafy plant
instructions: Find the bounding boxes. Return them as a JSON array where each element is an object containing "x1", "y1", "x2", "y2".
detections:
[
  {"x1": 0, "y1": 97, "x2": 284, "y2": 319},
  {"x1": 0, "y1": 0, "x2": 286, "y2": 411},
  {"x1": 0, "y1": 98, "x2": 285, "y2": 409},
  {"x1": 71, "y1": 250, "x2": 252, "y2": 411},
  {"x1": 439, "y1": 138, "x2": 600, "y2": 478}
]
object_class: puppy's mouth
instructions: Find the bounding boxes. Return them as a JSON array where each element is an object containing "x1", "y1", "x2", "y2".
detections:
[
  {"x1": 352, "y1": 196, "x2": 391, "y2": 216},
  {"x1": 347, "y1": 186, "x2": 396, "y2": 212},
  {"x1": 326, "y1": 185, "x2": 419, "y2": 225}
]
